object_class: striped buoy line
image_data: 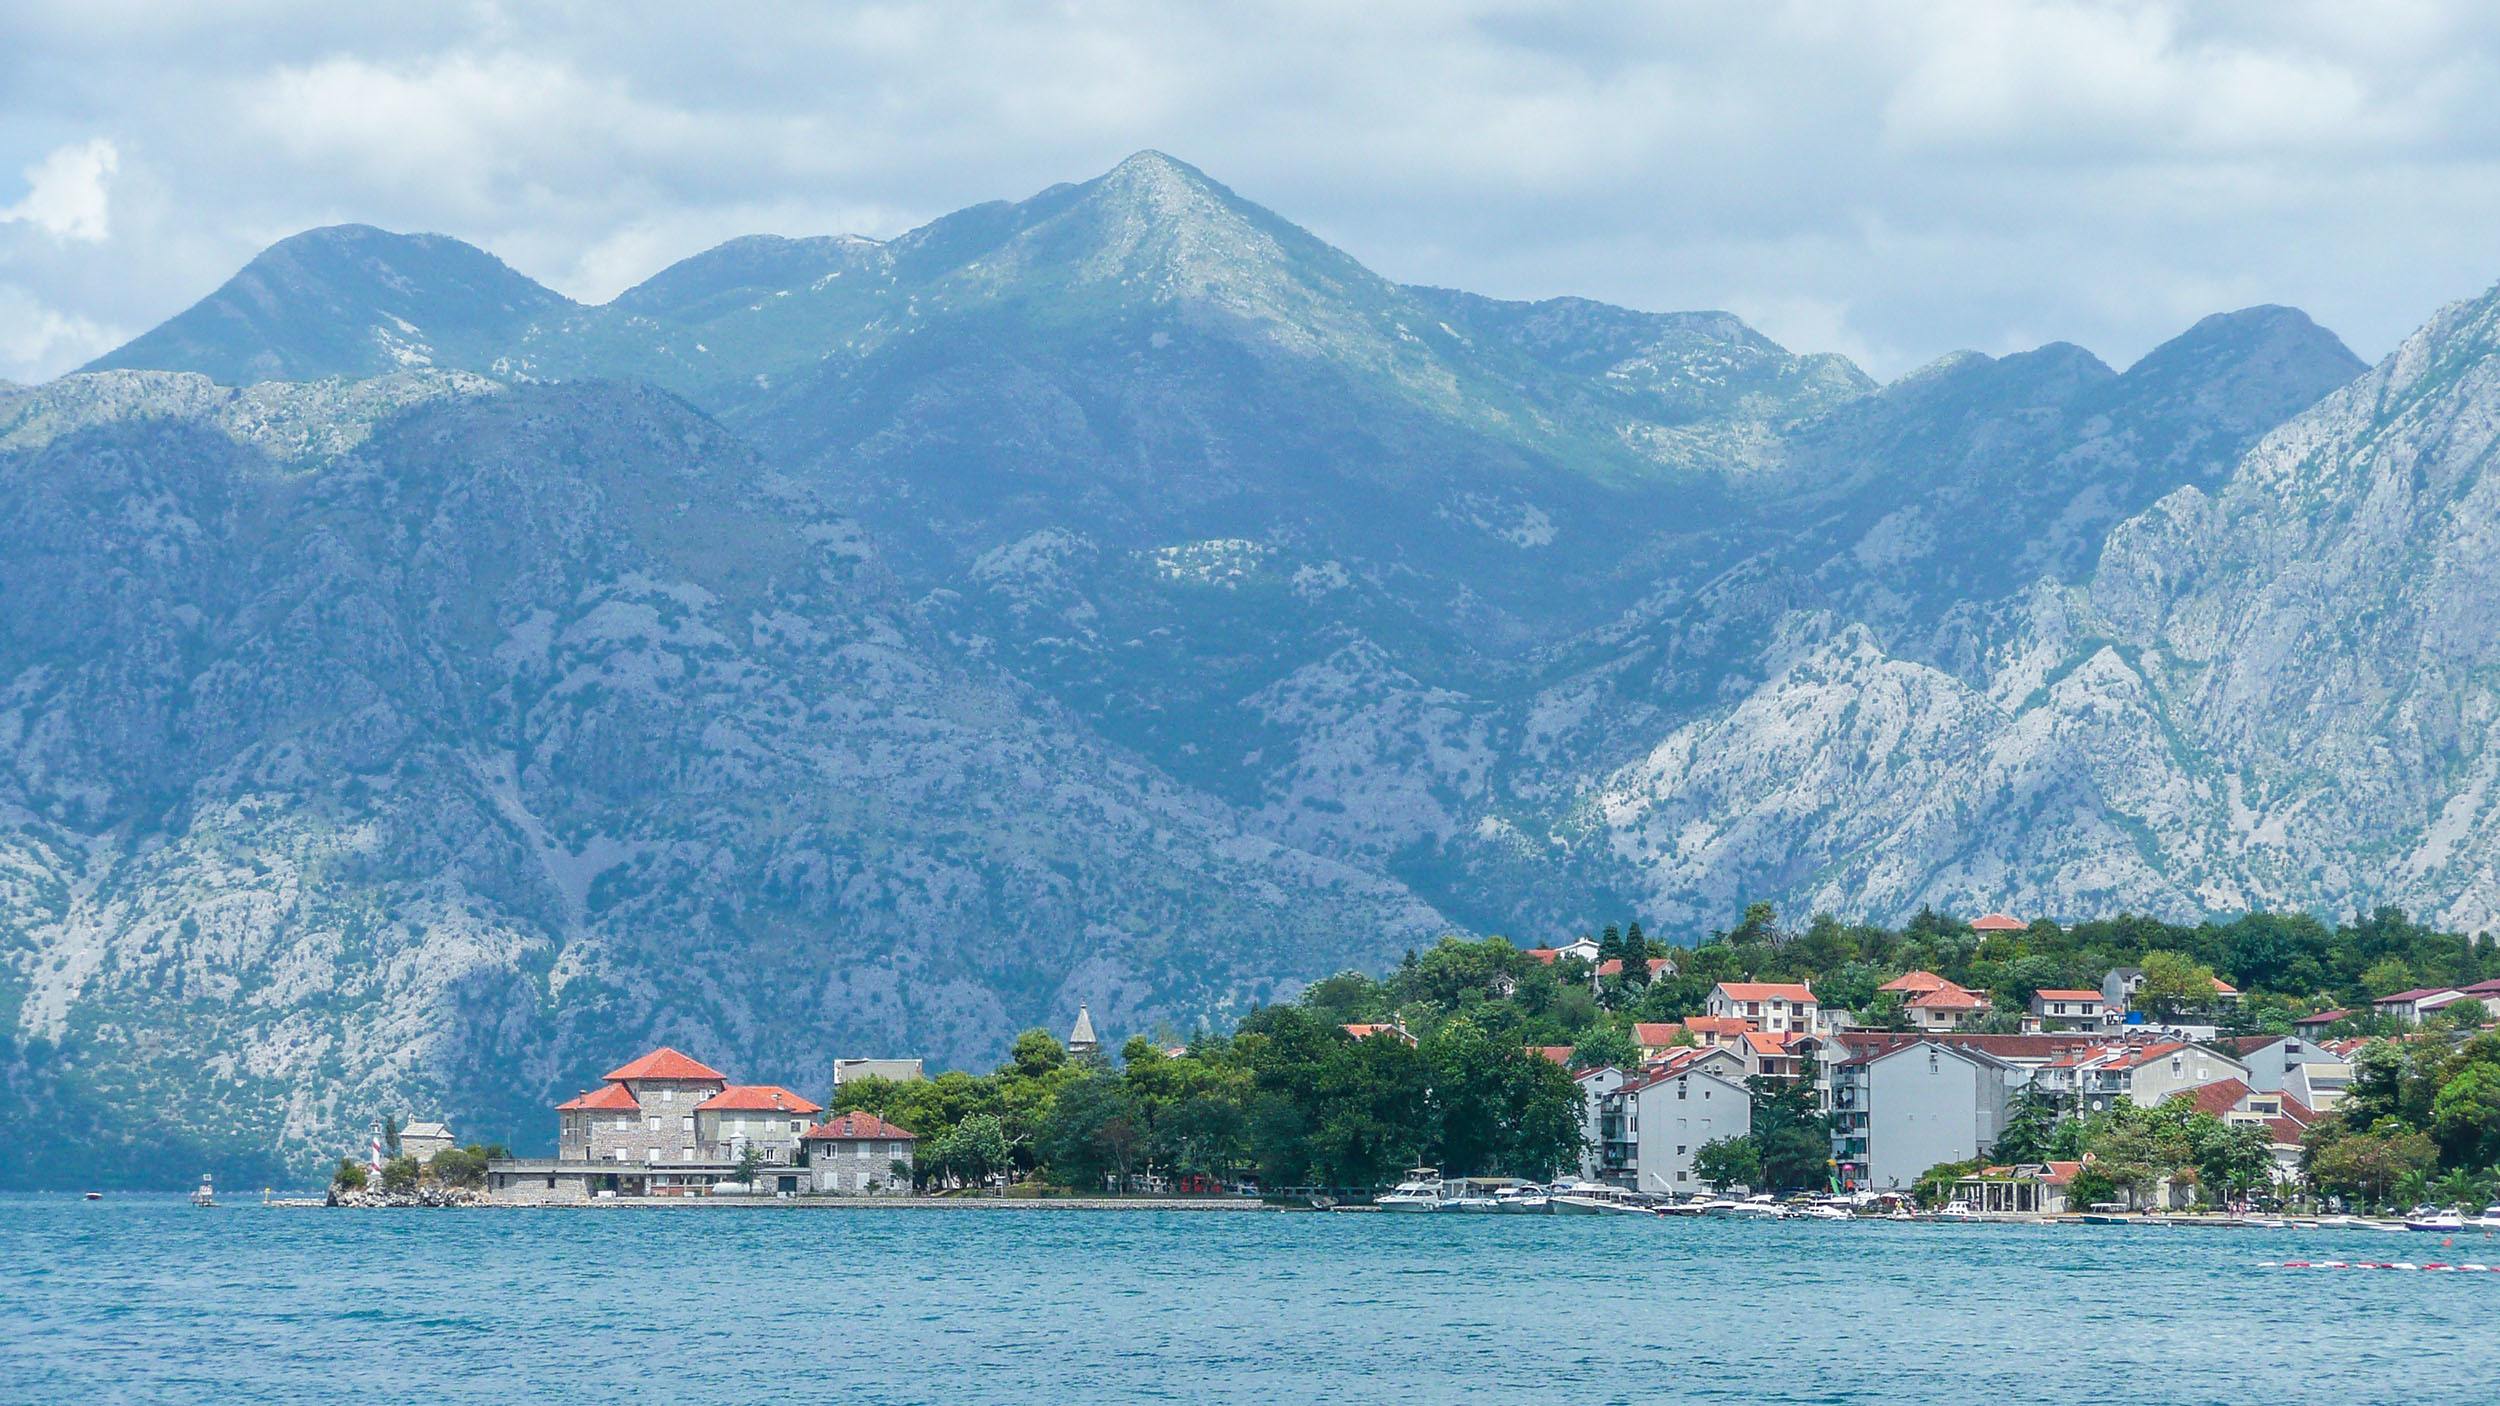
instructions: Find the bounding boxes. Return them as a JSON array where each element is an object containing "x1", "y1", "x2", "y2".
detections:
[{"x1": 2262, "y1": 1261, "x2": 2500, "y2": 1272}]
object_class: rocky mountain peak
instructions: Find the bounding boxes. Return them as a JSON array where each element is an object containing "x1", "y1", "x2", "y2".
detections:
[{"x1": 85, "y1": 224, "x2": 569, "y2": 386}]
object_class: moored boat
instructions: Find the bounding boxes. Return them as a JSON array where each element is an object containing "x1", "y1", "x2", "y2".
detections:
[
  {"x1": 1376, "y1": 1168, "x2": 1443, "y2": 1213},
  {"x1": 2405, "y1": 1208, "x2": 2467, "y2": 1233},
  {"x1": 189, "y1": 1174, "x2": 215, "y2": 1208},
  {"x1": 1492, "y1": 1185, "x2": 1551, "y2": 1214}
]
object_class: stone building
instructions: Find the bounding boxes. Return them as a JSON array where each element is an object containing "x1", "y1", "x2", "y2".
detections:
[
  {"x1": 802, "y1": 1111, "x2": 917, "y2": 1194},
  {"x1": 497, "y1": 1046, "x2": 821, "y2": 1203}
]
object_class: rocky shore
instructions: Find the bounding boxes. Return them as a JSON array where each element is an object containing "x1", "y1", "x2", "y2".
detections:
[{"x1": 326, "y1": 1185, "x2": 489, "y2": 1208}]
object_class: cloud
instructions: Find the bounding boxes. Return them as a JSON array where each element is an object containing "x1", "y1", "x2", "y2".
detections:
[
  {"x1": 4, "y1": 2, "x2": 2500, "y2": 382},
  {"x1": 0, "y1": 284, "x2": 122, "y2": 381},
  {"x1": 2, "y1": 138, "x2": 118, "y2": 242}
]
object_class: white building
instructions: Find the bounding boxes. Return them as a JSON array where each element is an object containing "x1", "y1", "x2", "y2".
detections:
[
  {"x1": 2079, "y1": 1042, "x2": 2249, "y2": 1113},
  {"x1": 1574, "y1": 1066, "x2": 1627, "y2": 1181},
  {"x1": 2028, "y1": 989, "x2": 2108, "y2": 1031},
  {"x1": 1617, "y1": 1067, "x2": 1752, "y2": 1195},
  {"x1": 1705, "y1": 982, "x2": 1820, "y2": 1034},
  {"x1": 1855, "y1": 1041, "x2": 2020, "y2": 1193},
  {"x1": 801, "y1": 1111, "x2": 918, "y2": 1194}
]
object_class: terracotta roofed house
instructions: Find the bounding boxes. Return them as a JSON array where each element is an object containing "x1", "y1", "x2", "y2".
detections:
[
  {"x1": 1879, "y1": 970, "x2": 1954, "y2": 996},
  {"x1": 802, "y1": 1111, "x2": 917, "y2": 1195},
  {"x1": 2028, "y1": 988, "x2": 2108, "y2": 1031},
  {"x1": 1705, "y1": 982, "x2": 1820, "y2": 1034},
  {"x1": 1970, "y1": 913, "x2": 2027, "y2": 933},
  {"x1": 2373, "y1": 987, "x2": 2471, "y2": 1025},
  {"x1": 697, "y1": 1085, "x2": 823, "y2": 1168},
  {"x1": 1907, "y1": 984, "x2": 1992, "y2": 1033}
]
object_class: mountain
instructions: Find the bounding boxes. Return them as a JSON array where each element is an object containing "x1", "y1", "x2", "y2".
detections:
[
  {"x1": 85, "y1": 225, "x2": 572, "y2": 385},
  {"x1": 1578, "y1": 282, "x2": 2500, "y2": 933},
  {"x1": 19, "y1": 150, "x2": 2438, "y2": 1181},
  {"x1": 0, "y1": 370, "x2": 1443, "y2": 1185}
]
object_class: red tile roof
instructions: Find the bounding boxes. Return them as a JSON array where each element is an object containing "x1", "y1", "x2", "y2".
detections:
[
  {"x1": 2376, "y1": 987, "x2": 2462, "y2": 1004},
  {"x1": 1910, "y1": 986, "x2": 1990, "y2": 1010},
  {"x1": 1597, "y1": 957, "x2": 1675, "y2": 977},
  {"x1": 1342, "y1": 1023, "x2": 1415, "y2": 1044},
  {"x1": 2293, "y1": 1008, "x2": 2349, "y2": 1026},
  {"x1": 1741, "y1": 1031, "x2": 1798, "y2": 1056},
  {"x1": 1715, "y1": 982, "x2": 1817, "y2": 1003},
  {"x1": 2033, "y1": 989, "x2": 2104, "y2": 1002},
  {"x1": 1632, "y1": 1022, "x2": 1684, "y2": 1047},
  {"x1": 603, "y1": 1047, "x2": 729, "y2": 1083},
  {"x1": 556, "y1": 1083, "x2": 641, "y2": 1112},
  {"x1": 2210, "y1": 976, "x2": 2239, "y2": 996},
  {"x1": 802, "y1": 1111, "x2": 917, "y2": 1142},
  {"x1": 1523, "y1": 948, "x2": 1563, "y2": 964},
  {"x1": 2175, "y1": 1077, "x2": 2253, "y2": 1118},
  {"x1": 697, "y1": 1084, "x2": 823, "y2": 1114},
  {"x1": 1971, "y1": 913, "x2": 2026, "y2": 931},
  {"x1": 2098, "y1": 1040, "x2": 2194, "y2": 1072},
  {"x1": 1683, "y1": 1015, "x2": 1754, "y2": 1037},
  {"x1": 1528, "y1": 1045, "x2": 1574, "y2": 1066},
  {"x1": 1879, "y1": 970, "x2": 1953, "y2": 994}
]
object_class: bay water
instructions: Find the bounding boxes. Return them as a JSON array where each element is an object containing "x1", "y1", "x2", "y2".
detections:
[{"x1": 3, "y1": 1194, "x2": 2492, "y2": 1404}]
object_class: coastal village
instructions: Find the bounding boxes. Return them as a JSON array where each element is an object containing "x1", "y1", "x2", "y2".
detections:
[{"x1": 320, "y1": 909, "x2": 2500, "y2": 1225}]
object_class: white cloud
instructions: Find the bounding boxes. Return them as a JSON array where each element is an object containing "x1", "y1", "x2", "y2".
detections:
[
  {"x1": 0, "y1": 284, "x2": 122, "y2": 382},
  {"x1": 4, "y1": 1, "x2": 2500, "y2": 382},
  {"x1": 2, "y1": 138, "x2": 118, "y2": 242}
]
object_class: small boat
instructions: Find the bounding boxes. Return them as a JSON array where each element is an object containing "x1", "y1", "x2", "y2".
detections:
[
  {"x1": 1796, "y1": 1203, "x2": 1852, "y2": 1220},
  {"x1": 1551, "y1": 1182, "x2": 1655, "y2": 1215},
  {"x1": 1926, "y1": 1202, "x2": 1979, "y2": 1222},
  {"x1": 1376, "y1": 1168, "x2": 1443, "y2": 1213},
  {"x1": 1492, "y1": 1185, "x2": 1551, "y2": 1214},
  {"x1": 1439, "y1": 1188, "x2": 1501, "y2": 1213},
  {"x1": 189, "y1": 1174, "x2": 215, "y2": 1208},
  {"x1": 2470, "y1": 1204, "x2": 2500, "y2": 1231},
  {"x1": 2405, "y1": 1208, "x2": 2467, "y2": 1233},
  {"x1": 83, "y1": 1191, "x2": 102, "y2": 1201},
  {"x1": 1709, "y1": 1196, "x2": 1786, "y2": 1219}
]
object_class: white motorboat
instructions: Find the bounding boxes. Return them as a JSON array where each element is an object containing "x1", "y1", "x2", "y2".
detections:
[
  {"x1": 1707, "y1": 1196, "x2": 1785, "y2": 1219},
  {"x1": 1551, "y1": 1183, "x2": 1654, "y2": 1215},
  {"x1": 1492, "y1": 1185, "x2": 1551, "y2": 1214},
  {"x1": 1929, "y1": 1202, "x2": 1980, "y2": 1222},
  {"x1": 1797, "y1": 1203, "x2": 1852, "y2": 1220},
  {"x1": 1376, "y1": 1168, "x2": 1443, "y2": 1213},
  {"x1": 2468, "y1": 1204, "x2": 2500, "y2": 1231},
  {"x1": 189, "y1": 1174, "x2": 215, "y2": 1208},
  {"x1": 2405, "y1": 1207, "x2": 2467, "y2": 1233},
  {"x1": 1440, "y1": 1187, "x2": 1502, "y2": 1213}
]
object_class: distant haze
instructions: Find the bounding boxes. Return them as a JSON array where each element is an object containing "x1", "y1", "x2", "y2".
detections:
[{"x1": 8, "y1": 2, "x2": 2500, "y2": 384}]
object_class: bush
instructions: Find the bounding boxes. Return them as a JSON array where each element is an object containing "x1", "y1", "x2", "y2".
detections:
[
  {"x1": 379, "y1": 1154, "x2": 421, "y2": 1193},
  {"x1": 332, "y1": 1157, "x2": 368, "y2": 1191},
  {"x1": 429, "y1": 1146, "x2": 490, "y2": 1188}
]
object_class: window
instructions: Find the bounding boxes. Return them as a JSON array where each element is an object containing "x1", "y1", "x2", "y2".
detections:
[
  {"x1": 682, "y1": 1115, "x2": 695, "y2": 1133},
  {"x1": 681, "y1": 1146, "x2": 695, "y2": 1162},
  {"x1": 646, "y1": 1116, "x2": 661, "y2": 1132}
]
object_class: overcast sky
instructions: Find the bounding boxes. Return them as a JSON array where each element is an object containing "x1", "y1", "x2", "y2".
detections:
[{"x1": 6, "y1": 1, "x2": 2500, "y2": 384}]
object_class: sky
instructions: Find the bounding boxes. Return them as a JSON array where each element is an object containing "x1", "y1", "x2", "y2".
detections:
[{"x1": 6, "y1": 1, "x2": 2500, "y2": 384}]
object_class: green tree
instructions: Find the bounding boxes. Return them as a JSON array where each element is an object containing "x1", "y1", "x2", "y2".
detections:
[
  {"x1": 1041, "y1": 1071, "x2": 1141, "y2": 1190},
  {"x1": 378, "y1": 1154, "x2": 420, "y2": 1194},
  {"x1": 1993, "y1": 1082, "x2": 2065, "y2": 1165},
  {"x1": 1746, "y1": 1068, "x2": 1833, "y2": 1192},
  {"x1": 734, "y1": 1143, "x2": 766, "y2": 1186},
  {"x1": 1570, "y1": 1025, "x2": 1640, "y2": 1073},
  {"x1": 1011, "y1": 1028, "x2": 1069, "y2": 1078},
  {"x1": 331, "y1": 1157, "x2": 368, "y2": 1192},
  {"x1": 1912, "y1": 1157, "x2": 1984, "y2": 1209},
  {"x1": 2136, "y1": 951, "x2": 2220, "y2": 1020},
  {"x1": 1693, "y1": 1136, "x2": 1761, "y2": 1192}
]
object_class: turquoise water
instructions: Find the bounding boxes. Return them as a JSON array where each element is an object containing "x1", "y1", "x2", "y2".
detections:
[{"x1": 3, "y1": 1196, "x2": 2494, "y2": 1404}]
